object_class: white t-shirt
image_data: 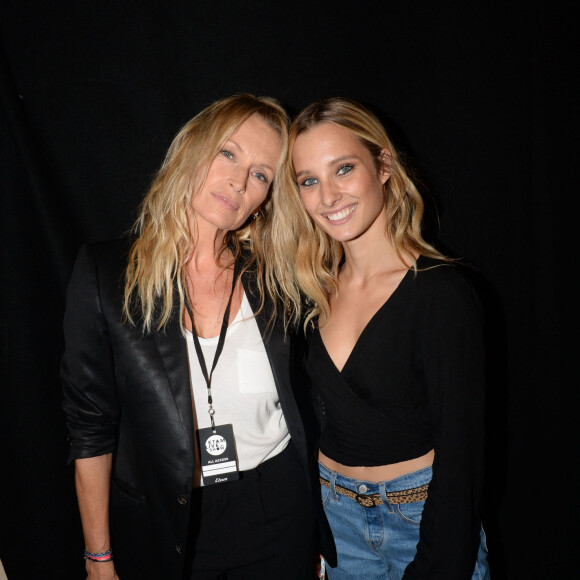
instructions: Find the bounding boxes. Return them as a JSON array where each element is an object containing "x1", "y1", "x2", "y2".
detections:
[{"x1": 185, "y1": 291, "x2": 290, "y2": 476}]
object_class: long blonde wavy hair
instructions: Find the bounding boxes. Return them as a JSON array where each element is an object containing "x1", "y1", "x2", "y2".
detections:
[
  {"x1": 273, "y1": 97, "x2": 447, "y2": 329},
  {"x1": 123, "y1": 94, "x2": 289, "y2": 333}
]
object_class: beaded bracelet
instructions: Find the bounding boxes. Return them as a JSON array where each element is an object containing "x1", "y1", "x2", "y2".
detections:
[{"x1": 84, "y1": 549, "x2": 113, "y2": 563}]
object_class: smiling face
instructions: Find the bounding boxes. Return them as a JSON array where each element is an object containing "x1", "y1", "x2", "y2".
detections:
[
  {"x1": 292, "y1": 122, "x2": 390, "y2": 244},
  {"x1": 191, "y1": 113, "x2": 282, "y2": 234}
]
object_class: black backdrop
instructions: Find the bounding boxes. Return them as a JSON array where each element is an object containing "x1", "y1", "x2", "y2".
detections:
[{"x1": 1, "y1": 2, "x2": 577, "y2": 578}]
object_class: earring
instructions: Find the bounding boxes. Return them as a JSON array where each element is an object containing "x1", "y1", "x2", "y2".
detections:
[{"x1": 252, "y1": 211, "x2": 260, "y2": 220}]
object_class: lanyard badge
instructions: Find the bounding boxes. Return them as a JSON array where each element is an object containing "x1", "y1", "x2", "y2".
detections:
[
  {"x1": 196, "y1": 424, "x2": 238, "y2": 484},
  {"x1": 185, "y1": 263, "x2": 240, "y2": 485}
]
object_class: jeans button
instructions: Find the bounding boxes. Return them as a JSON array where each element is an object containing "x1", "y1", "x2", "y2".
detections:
[{"x1": 359, "y1": 484, "x2": 368, "y2": 493}]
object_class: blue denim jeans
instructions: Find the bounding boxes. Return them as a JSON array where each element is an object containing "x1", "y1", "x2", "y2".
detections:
[{"x1": 319, "y1": 462, "x2": 489, "y2": 580}]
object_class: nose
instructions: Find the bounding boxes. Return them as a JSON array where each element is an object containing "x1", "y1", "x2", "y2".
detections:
[
  {"x1": 319, "y1": 182, "x2": 341, "y2": 207},
  {"x1": 229, "y1": 168, "x2": 247, "y2": 194}
]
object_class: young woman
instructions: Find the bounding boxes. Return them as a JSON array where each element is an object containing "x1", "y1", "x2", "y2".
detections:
[
  {"x1": 61, "y1": 94, "x2": 332, "y2": 580},
  {"x1": 274, "y1": 97, "x2": 490, "y2": 579}
]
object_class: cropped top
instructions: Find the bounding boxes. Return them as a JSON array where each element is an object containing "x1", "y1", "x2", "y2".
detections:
[
  {"x1": 305, "y1": 256, "x2": 486, "y2": 578},
  {"x1": 306, "y1": 257, "x2": 485, "y2": 466}
]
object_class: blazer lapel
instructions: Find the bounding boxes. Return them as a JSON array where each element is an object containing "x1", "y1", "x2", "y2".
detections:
[
  {"x1": 242, "y1": 269, "x2": 310, "y2": 469},
  {"x1": 152, "y1": 308, "x2": 195, "y2": 452},
  {"x1": 242, "y1": 268, "x2": 290, "y2": 388}
]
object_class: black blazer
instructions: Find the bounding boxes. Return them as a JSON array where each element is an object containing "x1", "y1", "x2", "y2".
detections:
[{"x1": 61, "y1": 239, "x2": 335, "y2": 580}]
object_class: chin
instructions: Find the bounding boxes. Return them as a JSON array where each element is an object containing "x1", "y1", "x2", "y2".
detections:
[
  {"x1": 200, "y1": 210, "x2": 245, "y2": 232},
  {"x1": 318, "y1": 225, "x2": 357, "y2": 243}
]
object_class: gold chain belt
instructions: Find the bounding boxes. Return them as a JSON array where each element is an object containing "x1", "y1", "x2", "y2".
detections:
[{"x1": 320, "y1": 476, "x2": 428, "y2": 508}]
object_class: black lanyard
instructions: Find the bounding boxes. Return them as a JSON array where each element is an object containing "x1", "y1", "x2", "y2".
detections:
[{"x1": 185, "y1": 262, "x2": 239, "y2": 431}]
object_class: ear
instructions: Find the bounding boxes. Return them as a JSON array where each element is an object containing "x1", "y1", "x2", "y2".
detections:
[{"x1": 378, "y1": 149, "x2": 392, "y2": 185}]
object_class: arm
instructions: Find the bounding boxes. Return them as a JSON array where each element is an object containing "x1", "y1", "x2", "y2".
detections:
[
  {"x1": 404, "y1": 273, "x2": 486, "y2": 580},
  {"x1": 61, "y1": 244, "x2": 123, "y2": 577},
  {"x1": 76, "y1": 454, "x2": 119, "y2": 580}
]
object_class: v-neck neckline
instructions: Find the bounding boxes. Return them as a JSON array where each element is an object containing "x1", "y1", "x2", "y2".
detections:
[{"x1": 316, "y1": 260, "x2": 417, "y2": 375}]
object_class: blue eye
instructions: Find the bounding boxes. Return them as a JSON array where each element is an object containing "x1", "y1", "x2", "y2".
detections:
[
  {"x1": 337, "y1": 164, "x2": 353, "y2": 175},
  {"x1": 300, "y1": 177, "x2": 318, "y2": 187},
  {"x1": 254, "y1": 171, "x2": 269, "y2": 184},
  {"x1": 221, "y1": 149, "x2": 234, "y2": 159}
]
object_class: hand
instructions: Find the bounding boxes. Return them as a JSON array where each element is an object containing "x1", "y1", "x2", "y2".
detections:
[{"x1": 85, "y1": 559, "x2": 120, "y2": 580}]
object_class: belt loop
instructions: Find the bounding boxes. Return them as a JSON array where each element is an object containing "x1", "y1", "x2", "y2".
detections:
[
  {"x1": 379, "y1": 482, "x2": 394, "y2": 514},
  {"x1": 329, "y1": 470, "x2": 338, "y2": 501}
]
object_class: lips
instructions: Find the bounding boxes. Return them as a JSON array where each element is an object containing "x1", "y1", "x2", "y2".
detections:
[
  {"x1": 211, "y1": 192, "x2": 240, "y2": 211},
  {"x1": 323, "y1": 204, "x2": 357, "y2": 222}
]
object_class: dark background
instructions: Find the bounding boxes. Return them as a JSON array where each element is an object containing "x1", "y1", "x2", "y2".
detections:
[{"x1": 1, "y1": 1, "x2": 577, "y2": 578}]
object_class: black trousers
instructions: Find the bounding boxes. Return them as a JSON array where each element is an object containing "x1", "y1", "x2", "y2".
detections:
[{"x1": 186, "y1": 441, "x2": 319, "y2": 579}]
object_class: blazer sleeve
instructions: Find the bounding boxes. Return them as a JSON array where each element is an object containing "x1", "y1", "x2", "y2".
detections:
[
  {"x1": 61, "y1": 244, "x2": 121, "y2": 462},
  {"x1": 404, "y1": 273, "x2": 485, "y2": 580}
]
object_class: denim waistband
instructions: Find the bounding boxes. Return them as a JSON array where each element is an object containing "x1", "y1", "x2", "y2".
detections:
[{"x1": 319, "y1": 461, "x2": 432, "y2": 494}]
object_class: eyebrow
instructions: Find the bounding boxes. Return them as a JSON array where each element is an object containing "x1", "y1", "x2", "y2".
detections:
[
  {"x1": 225, "y1": 139, "x2": 275, "y2": 173},
  {"x1": 295, "y1": 154, "x2": 359, "y2": 178}
]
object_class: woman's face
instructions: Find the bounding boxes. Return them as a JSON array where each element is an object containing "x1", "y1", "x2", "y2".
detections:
[
  {"x1": 192, "y1": 114, "x2": 281, "y2": 233},
  {"x1": 292, "y1": 123, "x2": 389, "y2": 244}
]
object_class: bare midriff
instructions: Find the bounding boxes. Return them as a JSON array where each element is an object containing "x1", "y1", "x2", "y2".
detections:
[{"x1": 319, "y1": 449, "x2": 435, "y2": 483}]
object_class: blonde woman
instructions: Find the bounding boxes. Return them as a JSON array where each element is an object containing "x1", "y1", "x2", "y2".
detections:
[
  {"x1": 61, "y1": 95, "x2": 329, "y2": 580},
  {"x1": 275, "y1": 98, "x2": 490, "y2": 579}
]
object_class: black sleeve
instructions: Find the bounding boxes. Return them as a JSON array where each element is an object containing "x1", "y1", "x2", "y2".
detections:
[
  {"x1": 403, "y1": 274, "x2": 485, "y2": 580},
  {"x1": 61, "y1": 244, "x2": 120, "y2": 462},
  {"x1": 290, "y1": 325, "x2": 322, "y2": 459}
]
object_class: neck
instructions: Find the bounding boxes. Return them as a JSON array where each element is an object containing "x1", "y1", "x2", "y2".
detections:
[
  {"x1": 188, "y1": 214, "x2": 232, "y2": 273},
  {"x1": 340, "y1": 216, "x2": 409, "y2": 282}
]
